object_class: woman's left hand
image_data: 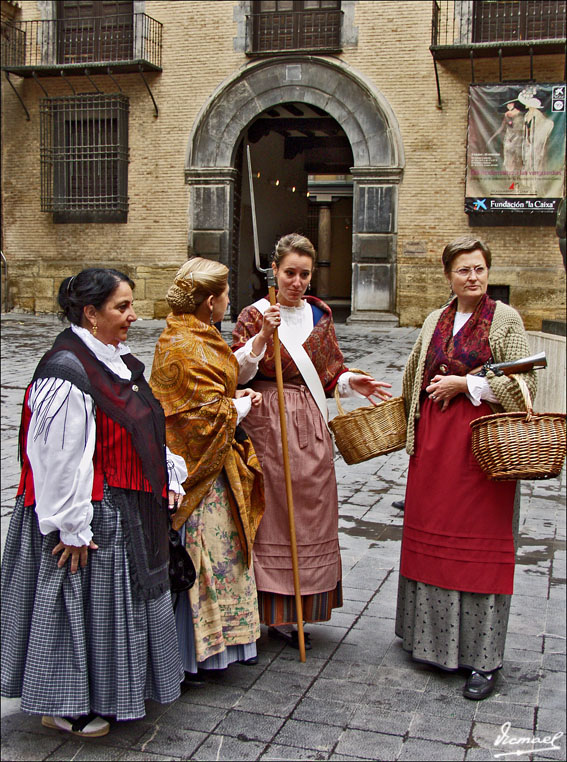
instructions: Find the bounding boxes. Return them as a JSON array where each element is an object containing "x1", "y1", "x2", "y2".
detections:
[
  {"x1": 349, "y1": 375, "x2": 392, "y2": 406},
  {"x1": 236, "y1": 388, "x2": 263, "y2": 407},
  {"x1": 426, "y1": 374, "x2": 468, "y2": 412},
  {"x1": 52, "y1": 539, "x2": 98, "y2": 573}
]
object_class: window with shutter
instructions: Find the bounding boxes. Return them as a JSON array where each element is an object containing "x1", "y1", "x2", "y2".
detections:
[
  {"x1": 57, "y1": 0, "x2": 134, "y2": 64},
  {"x1": 251, "y1": 0, "x2": 341, "y2": 53},
  {"x1": 472, "y1": 0, "x2": 566, "y2": 43}
]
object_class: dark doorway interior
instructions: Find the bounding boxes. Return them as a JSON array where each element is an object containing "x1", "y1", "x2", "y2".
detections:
[{"x1": 234, "y1": 102, "x2": 354, "y2": 319}]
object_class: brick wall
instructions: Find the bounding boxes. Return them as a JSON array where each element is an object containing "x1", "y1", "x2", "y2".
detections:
[
  {"x1": 345, "y1": 1, "x2": 565, "y2": 329},
  {"x1": 1, "y1": 0, "x2": 564, "y2": 328}
]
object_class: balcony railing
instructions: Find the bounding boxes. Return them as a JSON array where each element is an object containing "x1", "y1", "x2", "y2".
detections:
[
  {"x1": 247, "y1": 8, "x2": 342, "y2": 54},
  {"x1": 431, "y1": 0, "x2": 566, "y2": 57},
  {"x1": 0, "y1": 12, "x2": 162, "y2": 74}
]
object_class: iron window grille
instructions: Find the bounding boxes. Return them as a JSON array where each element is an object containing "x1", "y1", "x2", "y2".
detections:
[
  {"x1": 40, "y1": 94, "x2": 129, "y2": 223},
  {"x1": 248, "y1": 0, "x2": 342, "y2": 54},
  {"x1": 306, "y1": 202, "x2": 320, "y2": 250}
]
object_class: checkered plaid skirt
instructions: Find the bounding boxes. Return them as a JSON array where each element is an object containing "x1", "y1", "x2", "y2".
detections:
[{"x1": 1, "y1": 487, "x2": 184, "y2": 720}]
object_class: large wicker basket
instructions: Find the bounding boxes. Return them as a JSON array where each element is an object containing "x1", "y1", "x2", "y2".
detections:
[
  {"x1": 329, "y1": 370, "x2": 407, "y2": 465},
  {"x1": 470, "y1": 374, "x2": 566, "y2": 481}
]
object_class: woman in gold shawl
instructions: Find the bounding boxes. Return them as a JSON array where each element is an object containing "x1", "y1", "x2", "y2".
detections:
[{"x1": 150, "y1": 258, "x2": 265, "y2": 674}]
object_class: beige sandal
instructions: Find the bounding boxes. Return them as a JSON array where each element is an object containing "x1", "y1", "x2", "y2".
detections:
[{"x1": 41, "y1": 713, "x2": 110, "y2": 737}]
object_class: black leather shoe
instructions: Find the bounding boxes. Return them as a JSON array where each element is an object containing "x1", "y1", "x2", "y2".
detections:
[
  {"x1": 463, "y1": 670, "x2": 497, "y2": 700},
  {"x1": 268, "y1": 626, "x2": 312, "y2": 650},
  {"x1": 239, "y1": 656, "x2": 258, "y2": 665},
  {"x1": 392, "y1": 500, "x2": 405, "y2": 510},
  {"x1": 182, "y1": 671, "x2": 206, "y2": 686}
]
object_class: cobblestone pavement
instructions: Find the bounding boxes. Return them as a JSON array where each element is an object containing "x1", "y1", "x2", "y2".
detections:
[{"x1": 1, "y1": 312, "x2": 565, "y2": 761}]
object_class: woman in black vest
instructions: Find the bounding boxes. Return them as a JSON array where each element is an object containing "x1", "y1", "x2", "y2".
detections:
[{"x1": 1, "y1": 269, "x2": 186, "y2": 737}]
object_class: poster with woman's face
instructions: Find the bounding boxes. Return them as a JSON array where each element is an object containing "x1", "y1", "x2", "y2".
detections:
[{"x1": 465, "y1": 83, "x2": 565, "y2": 214}]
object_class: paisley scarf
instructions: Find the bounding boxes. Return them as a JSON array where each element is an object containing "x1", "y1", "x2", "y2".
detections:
[
  {"x1": 422, "y1": 293, "x2": 496, "y2": 387},
  {"x1": 150, "y1": 313, "x2": 264, "y2": 566}
]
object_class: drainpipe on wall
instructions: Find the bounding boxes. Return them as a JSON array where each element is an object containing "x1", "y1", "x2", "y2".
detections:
[{"x1": 1, "y1": 251, "x2": 10, "y2": 313}]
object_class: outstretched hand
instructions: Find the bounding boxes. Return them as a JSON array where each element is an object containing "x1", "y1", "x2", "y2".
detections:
[{"x1": 349, "y1": 375, "x2": 393, "y2": 406}]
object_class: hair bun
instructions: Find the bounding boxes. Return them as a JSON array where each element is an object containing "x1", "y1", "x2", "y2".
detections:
[{"x1": 167, "y1": 283, "x2": 196, "y2": 313}]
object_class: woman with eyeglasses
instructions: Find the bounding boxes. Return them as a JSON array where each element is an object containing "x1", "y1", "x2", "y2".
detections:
[{"x1": 395, "y1": 236, "x2": 536, "y2": 700}]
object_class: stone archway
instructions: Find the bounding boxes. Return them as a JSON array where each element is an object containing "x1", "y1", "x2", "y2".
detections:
[{"x1": 185, "y1": 56, "x2": 404, "y2": 321}]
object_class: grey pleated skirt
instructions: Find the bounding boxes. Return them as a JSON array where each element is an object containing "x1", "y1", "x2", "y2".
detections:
[
  {"x1": 395, "y1": 577, "x2": 512, "y2": 672},
  {"x1": 1, "y1": 487, "x2": 184, "y2": 720},
  {"x1": 395, "y1": 486, "x2": 521, "y2": 673}
]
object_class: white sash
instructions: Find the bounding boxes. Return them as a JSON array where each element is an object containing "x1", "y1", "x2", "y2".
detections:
[{"x1": 252, "y1": 298, "x2": 329, "y2": 427}]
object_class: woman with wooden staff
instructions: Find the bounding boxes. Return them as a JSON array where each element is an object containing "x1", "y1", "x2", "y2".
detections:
[
  {"x1": 232, "y1": 234, "x2": 392, "y2": 649},
  {"x1": 396, "y1": 236, "x2": 537, "y2": 700}
]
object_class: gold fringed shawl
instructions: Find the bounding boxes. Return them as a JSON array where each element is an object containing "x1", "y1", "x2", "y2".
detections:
[{"x1": 149, "y1": 313, "x2": 264, "y2": 565}]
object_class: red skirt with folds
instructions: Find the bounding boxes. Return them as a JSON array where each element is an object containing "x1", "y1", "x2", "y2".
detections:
[{"x1": 400, "y1": 395, "x2": 517, "y2": 595}]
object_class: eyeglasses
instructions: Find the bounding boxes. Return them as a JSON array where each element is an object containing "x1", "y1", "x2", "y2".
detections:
[{"x1": 451, "y1": 266, "x2": 487, "y2": 278}]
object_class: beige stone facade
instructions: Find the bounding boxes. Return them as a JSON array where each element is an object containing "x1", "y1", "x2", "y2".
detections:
[{"x1": 1, "y1": 0, "x2": 565, "y2": 328}]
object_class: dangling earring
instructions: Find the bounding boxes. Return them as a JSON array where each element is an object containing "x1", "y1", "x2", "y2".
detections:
[
  {"x1": 307, "y1": 282, "x2": 311, "y2": 292},
  {"x1": 91, "y1": 321, "x2": 98, "y2": 337}
]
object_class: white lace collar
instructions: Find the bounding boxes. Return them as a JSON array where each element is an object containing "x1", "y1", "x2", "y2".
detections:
[
  {"x1": 71, "y1": 324, "x2": 132, "y2": 379},
  {"x1": 278, "y1": 299, "x2": 307, "y2": 312}
]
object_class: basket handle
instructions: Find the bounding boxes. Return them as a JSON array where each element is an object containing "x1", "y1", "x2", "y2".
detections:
[
  {"x1": 510, "y1": 373, "x2": 534, "y2": 420},
  {"x1": 334, "y1": 368, "x2": 371, "y2": 416}
]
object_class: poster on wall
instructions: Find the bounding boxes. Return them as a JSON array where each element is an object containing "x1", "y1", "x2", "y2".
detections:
[{"x1": 465, "y1": 83, "x2": 566, "y2": 214}]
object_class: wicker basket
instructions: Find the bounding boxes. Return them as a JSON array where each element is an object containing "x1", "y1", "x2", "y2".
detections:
[
  {"x1": 470, "y1": 374, "x2": 566, "y2": 481},
  {"x1": 329, "y1": 369, "x2": 407, "y2": 465}
]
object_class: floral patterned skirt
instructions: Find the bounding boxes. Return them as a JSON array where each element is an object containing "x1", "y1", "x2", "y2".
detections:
[{"x1": 180, "y1": 472, "x2": 260, "y2": 663}]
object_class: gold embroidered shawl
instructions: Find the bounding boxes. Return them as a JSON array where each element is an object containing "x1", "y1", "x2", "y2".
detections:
[{"x1": 149, "y1": 313, "x2": 264, "y2": 565}]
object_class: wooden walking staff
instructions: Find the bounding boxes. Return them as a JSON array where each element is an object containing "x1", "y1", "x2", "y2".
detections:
[{"x1": 246, "y1": 144, "x2": 307, "y2": 662}]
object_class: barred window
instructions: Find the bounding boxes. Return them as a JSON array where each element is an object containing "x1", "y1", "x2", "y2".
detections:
[{"x1": 40, "y1": 94, "x2": 129, "y2": 223}]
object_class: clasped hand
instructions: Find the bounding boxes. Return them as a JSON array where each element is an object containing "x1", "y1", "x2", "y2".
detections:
[
  {"x1": 235, "y1": 387, "x2": 263, "y2": 406},
  {"x1": 349, "y1": 375, "x2": 393, "y2": 406},
  {"x1": 168, "y1": 489, "x2": 184, "y2": 511},
  {"x1": 425, "y1": 374, "x2": 468, "y2": 412}
]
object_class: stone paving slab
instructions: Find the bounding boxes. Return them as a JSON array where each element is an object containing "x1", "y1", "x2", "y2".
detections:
[{"x1": 1, "y1": 311, "x2": 565, "y2": 761}]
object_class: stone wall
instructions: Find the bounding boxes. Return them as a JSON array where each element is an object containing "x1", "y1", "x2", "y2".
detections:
[
  {"x1": 1, "y1": 0, "x2": 245, "y2": 318},
  {"x1": 528, "y1": 332, "x2": 566, "y2": 414}
]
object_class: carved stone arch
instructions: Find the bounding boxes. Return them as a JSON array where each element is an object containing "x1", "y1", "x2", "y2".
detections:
[{"x1": 185, "y1": 56, "x2": 405, "y2": 321}]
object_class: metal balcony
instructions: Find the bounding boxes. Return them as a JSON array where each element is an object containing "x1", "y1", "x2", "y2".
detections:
[
  {"x1": 431, "y1": 0, "x2": 566, "y2": 59},
  {"x1": 0, "y1": 12, "x2": 162, "y2": 76}
]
